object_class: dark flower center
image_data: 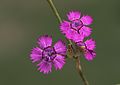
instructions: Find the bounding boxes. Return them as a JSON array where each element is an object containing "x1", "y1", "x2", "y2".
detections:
[
  {"x1": 71, "y1": 20, "x2": 83, "y2": 31},
  {"x1": 43, "y1": 47, "x2": 56, "y2": 61}
]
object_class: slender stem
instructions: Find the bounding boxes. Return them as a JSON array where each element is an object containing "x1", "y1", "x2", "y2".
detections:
[
  {"x1": 47, "y1": 0, "x2": 62, "y2": 23},
  {"x1": 75, "y1": 57, "x2": 89, "y2": 85},
  {"x1": 46, "y1": 0, "x2": 72, "y2": 45}
]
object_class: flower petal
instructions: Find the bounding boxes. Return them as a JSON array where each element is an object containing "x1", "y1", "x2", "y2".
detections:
[
  {"x1": 53, "y1": 54, "x2": 65, "y2": 70},
  {"x1": 54, "y1": 40, "x2": 67, "y2": 55},
  {"x1": 30, "y1": 47, "x2": 43, "y2": 63},
  {"x1": 37, "y1": 60, "x2": 52, "y2": 74},
  {"x1": 67, "y1": 11, "x2": 81, "y2": 21},
  {"x1": 65, "y1": 29, "x2": 75, "y2": 40},
  {"x1": 60, "y1": 21, "x2": 71, "y2": 34},
  {"x1": 72, "y1": 33, "x2": 84, "y2": 42},
  {"x1": 84, "y1": 50, "x2": 96, "y2": 61},
  {"x1": 81, "y1": 15, "x2": 93, "y2": 25},
  {"x1": 85, "y1": 39, "x2": 96, "y2": 50},
  {"x1": 38, "y1": 35, "x2": 52, "y2": 49},
  {"x1": 64, "y1": 29, "x2": 84, "y2": 42},
  {"x1": 79, "y1": 26, "x2": 92, "y2": 37}
]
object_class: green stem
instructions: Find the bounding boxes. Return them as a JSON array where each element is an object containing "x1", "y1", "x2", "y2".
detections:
[
  {"x1": 47, "y1": 0, "x2": 62, "y2": 23},
  {"x1": 46, "y1": 0, "x2": 72, "y2": 45},
  {"x1": 75, "y1": 57, "x2": 89, "y2": 85}
]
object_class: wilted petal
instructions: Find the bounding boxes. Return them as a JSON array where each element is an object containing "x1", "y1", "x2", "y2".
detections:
[
  {"x1": 81, "y1": 15, "x2": 93, "y2": 25},
  {"x1": 37, "y1": 35, "x2": 52, "y2": 49}
]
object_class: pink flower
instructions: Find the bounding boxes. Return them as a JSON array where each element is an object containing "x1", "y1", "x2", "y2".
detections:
[
  {"x1": 77, "y1": 39, "x2": 96, "y2": 61},
  {"x1": 60, "y1": 11, "x2": 93, "y2": 42},
  {"x1": 30, "y1": 35, "x2": 67, "y2": 74}
]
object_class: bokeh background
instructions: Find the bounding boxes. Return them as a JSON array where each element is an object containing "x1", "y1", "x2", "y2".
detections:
[{"x1": 0, "y1": 0, "x2": 120, "y2": 85}]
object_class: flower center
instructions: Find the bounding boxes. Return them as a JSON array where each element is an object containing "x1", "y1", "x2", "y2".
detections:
[
  {"x1": 71, "y1": 20, "x2": 83, "y2": 31},
  {"x1": 43, "y1": 47, "x2": 56, "y2": 61}
]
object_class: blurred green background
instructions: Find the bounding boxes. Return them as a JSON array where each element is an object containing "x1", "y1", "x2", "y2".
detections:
[{"x1": 0, "y1": 0, "x2": 120, "y2": 85}]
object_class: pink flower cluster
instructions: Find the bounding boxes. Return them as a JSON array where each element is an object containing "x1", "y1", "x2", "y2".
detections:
[
  {"x1": 60, "y1": 11, "x2": 96, "y2": 61},
  {"x1": 30, "y1": 11, "x2": 96, "y2": 74}
]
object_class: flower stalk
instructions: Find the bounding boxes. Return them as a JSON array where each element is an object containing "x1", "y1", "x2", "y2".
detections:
[
  {"x1": 47, "y1": 0, "x2": 62, "y2": 23},
  {"x1": 75, "y1": 56, "x2": 89, "y2": 85},
  {"x1": 46, "y1": 0, "x2": 73, "y2": 45}
]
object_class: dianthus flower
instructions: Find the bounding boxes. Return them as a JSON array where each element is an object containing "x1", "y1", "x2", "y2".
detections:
[
  {"x1": 60, "y1": 11, "x2": 93, "y2": 42},
  {"x1": 30, "y1": 35, "x2": 67, "y2": 74},
  {"x1": 77, "y1": 39, "x2": 96, "y2": 61}
]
